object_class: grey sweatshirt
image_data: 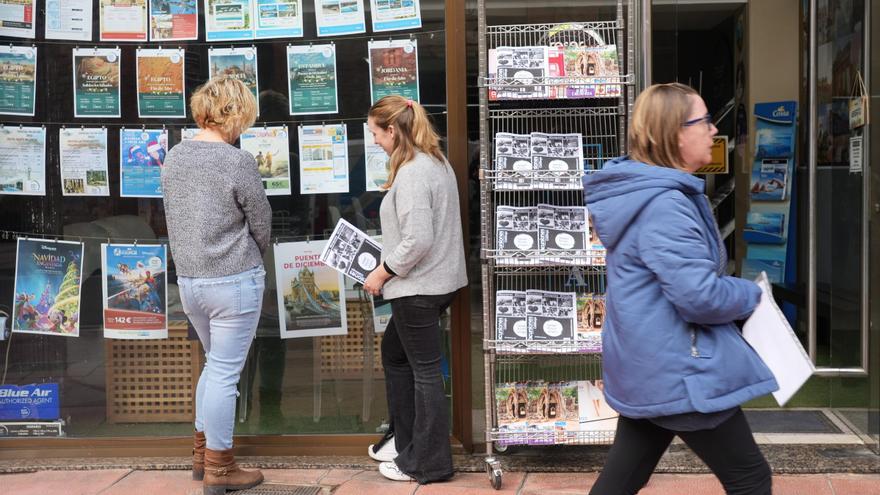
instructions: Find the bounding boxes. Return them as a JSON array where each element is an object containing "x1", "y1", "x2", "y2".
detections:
[
  {"x1": 161, "y1": 140, "x2": 272, "y2": 278},
  {"x1": 379, "y1": 152, "x2": 468, "y2": 300}
]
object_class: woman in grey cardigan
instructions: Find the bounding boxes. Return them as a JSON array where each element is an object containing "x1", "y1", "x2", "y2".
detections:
[{"x1": 362, "y1": 96, "x2": 468, "y2": 484}]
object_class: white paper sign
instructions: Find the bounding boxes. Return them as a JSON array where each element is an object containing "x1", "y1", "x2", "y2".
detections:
[{"x1": 849, "y1": 135, "x2": 863, "y2": 174}]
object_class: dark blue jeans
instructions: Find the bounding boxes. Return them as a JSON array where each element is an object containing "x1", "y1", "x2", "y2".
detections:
[{"x1": 381, "y1": 292, "x2": 456, "y2": 484}]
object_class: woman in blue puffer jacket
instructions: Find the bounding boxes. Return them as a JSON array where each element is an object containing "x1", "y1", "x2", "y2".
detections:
[{"x1": 583, "y1": 83, "x2": 778, "y2": 495}]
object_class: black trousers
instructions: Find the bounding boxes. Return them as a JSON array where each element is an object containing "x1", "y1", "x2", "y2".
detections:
[
  {"x1": 381, "y1": 292, "x2": 456, "y2": 484},
  {"x1": 589, "y1": 409, "x2": 772, "y2": 495}
]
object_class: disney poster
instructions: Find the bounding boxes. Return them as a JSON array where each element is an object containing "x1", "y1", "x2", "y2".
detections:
[
  {"x1": 12, "y1": 238, "x2": 84, "y2": 337},
  {"x1": 101, "y1": 243, "x2": 168, "y2": 339}
]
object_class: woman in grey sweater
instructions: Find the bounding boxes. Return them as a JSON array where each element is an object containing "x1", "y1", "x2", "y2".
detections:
[
  {"x1": 362, "y1": 96, "x2": 468, "y2": 484},
  {"x1": 161, "y1": 77, "x2": 270, "y2": 495}
]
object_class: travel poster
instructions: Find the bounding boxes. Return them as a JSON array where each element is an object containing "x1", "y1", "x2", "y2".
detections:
[
  {"x1": 368, "y1": 39, "x2": 419, "y2": 103},
  {"x1": 73, "y1": 47, "x2": 121, "y2": 118},
  {"x1": 0, "y1": 45, "x2": 36, "y2": 116},
  {"x1": 205, "y1": 0, "x2": 254, "y2": 41},
  {"x1": 0, "y1": 126, "x2": 46, "y2": 196},
  {"x1": 0, "y1": 0, "x2": 35, "y2": 38},
  {"x1": 149, "y1": 0, "x2": 198, "y2": 41},
  {"x1": 59, "y1": 127, "x2": 110, "y2": 196},
  {"x1": 180, "y1": 127, "x2": 198, "y2": 140},
  {"x1": 101, "y1": 243, "x2": 168, "y2": 339},
  {"x1": 274, "y1": 240, "x2": 347, "y2": 339},
  {"x1": 12, "y1": 238, "x2": 84, "y2": 338},
  {"x1": 287, "y1": 43, "x2": 338, "y2": 115},
  {"x1": 256, "y1": 0, "x2": 303, "y2": 38},
  {"x1": 45, "y1": 0, "x2": 93, "y2": 40},
  {"x1": 136, "y1": 48, "x2": 186, "y2": 118},
  {"x1": 313, "y1": 0, "x2": 365, "y2": 37},
  {"x1": 369, "y1": 0, "x2": 420, "y2": 32},
  {"x1": 208, "y1": 47, "x2": 260, "y2": 115},
  {"x1": 239, "y1": 125, "x2": 291, "y2": 196},
  {"x1": 99, "y1": 0, "x2": 148, "y2": 41},
  {"x1": 120, "y1": 128, "x2": 167, "y2": 197},
  {"x1": 298, "y1": 123, "x2": 349, "y2": 194},
  {"x1": 363, "y1": 122, "x2": 390, "y2": 191}
]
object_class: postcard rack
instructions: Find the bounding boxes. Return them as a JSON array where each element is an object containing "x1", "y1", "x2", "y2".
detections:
[{"x1": 477, "y1": 0, "x2": 634, "y2": 490}]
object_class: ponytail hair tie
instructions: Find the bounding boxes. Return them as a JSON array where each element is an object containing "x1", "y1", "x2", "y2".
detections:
[{"x1": 406, "y1": 99, "x2": 413, "y2": 108}]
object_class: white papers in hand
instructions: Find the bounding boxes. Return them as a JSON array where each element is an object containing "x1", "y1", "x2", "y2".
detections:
[{"x1": 743, "y1": 272, "x2": 815, "y2": 406}]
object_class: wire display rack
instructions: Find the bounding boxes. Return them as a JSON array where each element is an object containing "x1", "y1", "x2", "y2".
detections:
[{"x1": 477, "y1": 0, "x2": 635, "y2": 490}]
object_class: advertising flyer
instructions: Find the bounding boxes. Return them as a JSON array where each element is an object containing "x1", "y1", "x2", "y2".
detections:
[
  {"x1": 363, "y1": 122, "x2": 389, "y2": 191},
  {"x1": 0, "y1": 45, "x2": 36, "y2": 116},
  {"x1": 0, "y1": 384, "x2": 60, "y2": 421},
  {"x1": 0, "y1": 0, "x2": 35, "y2": 38},
  {"x1": 0, "y1": 126, "x2": 46, "y2": 196},
  {"x1": 256, "y1": 0, "x2": 303, "y2": 38},
  {"x1": 180, "y1": 127, "x2": 199, "y2": 140},
  {"x1": 369, "y1": 0, "x2": 420, "y2": 32},
  {"x1": 313, "y1": 0, "x2": 365, "y2": 37},
  {"x1": 575, "y1": 292, "x2": 603, "y2": 352},
  {"x1": 495, "y1": 290, "x2": 527, "y2": 341},
  {"x1": 205, "y1": 0, "x2": 254, "y2": 41},
  {"x1": 208, "y1": 47, "x2": 259, "y2": 114},
  {"x1": 136, "y1": 48, "x2": 186, "y2": 118},
  {"x1": 319, "y1": 219, "x2": 382, "y2": 284},
  {"x1": 120, "y1": 128, "x2": 167, "y2": 197},
  {"x1": 287, "y1": 44, "x2": 338, "y2": 115},
  {"x1": 488, "y1": 46, "x2": 548, "y2": 100},
  {"x1": 274, "y1": 240, "x2": 347, "y2": 339},
  {"x1": 72, "y1": 47, "x2": 121, "y2": 118},
  {"x1": 12, "y1": 238, "x2": 84, "y2": 338},
  {"x1": 239, "y1": 125, "x2": 291, "y2": 196},
  {"x1": 493, "y1": 132, "x2": 532, "y2": 190},
  {"x1": 101, "y1": 243, "x2": 168, "y2": 339},
  {"x1": 45, "y1": 0, "x2": 93, "y2": 41},
  {"x1": 149, "y1": 0, "x2": 198, "y2": 41},
  {"x1": 99, "y1": 0, "x2": 148, "y2": 41},
  {"x1": 368, "y1": 39, "x2": 419, "y2": 103},
  {"x1": 298, "y1": 123, "x2": 349, "y2": 194},
  {"x1": 59, "y1": 127, "x2": 110, "y2": 196}
]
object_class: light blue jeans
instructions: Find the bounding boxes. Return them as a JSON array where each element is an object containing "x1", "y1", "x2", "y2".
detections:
[{"x1": 178, "y1": 266, "x2": 265, "y2": 451}]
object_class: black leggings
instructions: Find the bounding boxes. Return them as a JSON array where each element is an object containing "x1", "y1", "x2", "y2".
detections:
[{"x1": 589, "y1": 409, "x2": 772, "y2": 495}]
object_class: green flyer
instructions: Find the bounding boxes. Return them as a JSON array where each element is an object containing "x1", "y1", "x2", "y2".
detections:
[
  {"x1": 73, "y1": 47, "x2": 121, "y2": 118},
  {"x1": 136, "y1": 48, "x2": 186, "y2": 118},
  {"x1": 287, "y1": 44, "x2": 338, "y2": 115},
  {"x1": 0, "y1": 45, "x2": 37, "y2": 116}
]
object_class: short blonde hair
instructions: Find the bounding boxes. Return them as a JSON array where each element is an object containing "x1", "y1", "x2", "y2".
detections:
[
  {"x1": 190, "y1": 76, "x2": 257, "y2": 142},
  {"x1": 628, "y1": 83, "x2": 698, "y2": 170}
]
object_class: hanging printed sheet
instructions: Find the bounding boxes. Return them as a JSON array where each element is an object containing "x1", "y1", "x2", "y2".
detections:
[
  {"x1": 239, "y1": 125, "x2": 292, "y2": 196},
  {"x1": 45, "y1": 0, "x2": 93, "y2": 41},
  {"x1": 363, "y1": 122, "x2": 389, "y2": 191},
  {"x1": 0, "y1": 0, "x2": 35, "y2": 38},
  {"x1": 369, "y1": 0, "x2": 421, "y2": 32},
  {"x1": 136, "y1": 48, "x2": 186, "y2": 118},
  {"x1": 368, "y1": 38, "x2": 419, "y2": 103},
  {"x1": 0, "y1": 125, "x2": 45, "y2": 196},
  {"x1": 12, "y1": 238, "x2": 84, "y2": 338},
  {"x1": 287, "y1": 43, "x2": 338, "y2": 115},
  {"x1": 73, "y1": 47, "x2": 121, "y2": 118},
  {"x1": 120, "y1": 128, "x2": 167, "y2": 197},
  {"x1": 180, "y1": 127, "x2": 199, "y2": 140},
  {"x1": 319, "y1": 218, "x2": 382, "y2": 284},
  {"x1": 59, "y1": 127, "x2": 110, "y2": 196},
  {"x1": 256, "y1": 0, "x2": 303, "y2": 38},
  {"x1": 99, "y1": 0, "x2": 148, "y2": 41},
  {"x1": 101, "y1": 243, "x2": 168, "y2": 339},
  {"x1": 208, "y1": 46, "x2": 260, "y2": 115},
  {"x1": 149, "y1": 0, "x2": 198, "y2": 41},
  {"x1": 205, "y1": 0, "x2": 254, "y2": 41},
  {"x1": 274, "y1": 240, "x2": 347, "y2": 339},
  {"x1": 313, "y1": 0, "x2": 365, "y2": 37},
  {"x1": 298, "y1": 123, "x2": 349, "y2": 194},
  {"x1": 0, "y1": 45, "x2": 36, "y2": 116}
]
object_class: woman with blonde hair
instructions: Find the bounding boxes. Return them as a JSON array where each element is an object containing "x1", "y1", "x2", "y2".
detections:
[
  {"x1": 583, "y1": 83, "x2": 777, "y2": 494},
  {"x1": 162, "y1": 76, "x2": 271, "y2": 495},
  {"x1": 362, "y1": 95, "x2": 468, "y2": 483}
]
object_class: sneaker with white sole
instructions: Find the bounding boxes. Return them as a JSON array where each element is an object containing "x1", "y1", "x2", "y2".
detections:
[
  {"x1": 379, "y1": 461, "x2": 414, "y2": 482},
  {"x1": 368, "y1": 436, "x2": 397, "y2": 462}
]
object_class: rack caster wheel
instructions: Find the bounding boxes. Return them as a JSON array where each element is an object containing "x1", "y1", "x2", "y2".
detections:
[
  {"x1": 485, "y1": 457, "x2": 503, "y2": 490},
  {"x1": 493, "y1": 443, "x2": 508, "y2": 453}
]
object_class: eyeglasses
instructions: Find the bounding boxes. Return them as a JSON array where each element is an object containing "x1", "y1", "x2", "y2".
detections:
[{"x1": 682, "y1": 113, "x2": 714, "y2": 130}]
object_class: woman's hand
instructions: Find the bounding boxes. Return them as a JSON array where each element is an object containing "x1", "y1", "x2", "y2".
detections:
[{"x1": 363, "y1": 264, "x2": 392, "y2": 296}]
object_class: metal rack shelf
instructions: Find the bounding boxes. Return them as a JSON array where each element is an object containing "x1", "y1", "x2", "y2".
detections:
[
  {"x1": 490, "y1": 429, "x2": 616, "y2": 447},
  {"x1": 484, "y1": 248, "x2": 606, "y2": 267},
  {"x1": 485, "y1": 339, "x2": 602, "y2": 355}
]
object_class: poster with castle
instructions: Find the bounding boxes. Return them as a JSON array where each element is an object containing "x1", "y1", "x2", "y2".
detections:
[
  {"x1": 274, "y1": 240, "x2": 347, "y2": 339},
  {"x1": 12, "y1": 238, "x2": 84, "y2": 337}
]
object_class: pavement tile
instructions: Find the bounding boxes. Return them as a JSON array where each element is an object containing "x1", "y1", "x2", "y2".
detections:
[
  {"x1": 827, "y1": 474, "x2": 880, "y2": 495},
  {"x1": 638, "y1": 474, "x2": 725, "y2": 495},
  {"x1": 97, "y1": 470, "x2": 202, "y2": 495},
  {"x1": 261, "y1": 468, "x2": 329, "y2": 485},
  {"x1": 519, "y1": 472, "x2": 598, "y2": 495},
  {"x1": 0, "y1": 469, "x2": 132, "y2": 495},
  {"x1": 414, "y1": 472, "x2": 526, "y2": 494},
  {"x1": 319, "y1": 468, "x2": 367, "y2": 485},
  {"x1": 771, "y1": 475, "x2": 834, "y2": 495},
  {"x1": 332, "y1": 477, "x2": 419, "y2": 495}
]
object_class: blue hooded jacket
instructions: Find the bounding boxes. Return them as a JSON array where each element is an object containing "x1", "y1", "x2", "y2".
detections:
[{"x1": 583, "y1": 157, "x2": 778, "y2": 418}]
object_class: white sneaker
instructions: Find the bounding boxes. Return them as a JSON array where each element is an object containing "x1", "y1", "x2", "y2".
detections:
[
  {"x1": 368, "y1": 436, "x2": 397, "y2": 462},
  {"x1": 379, "y1": 461, "x2": 414, "y2": 482}
]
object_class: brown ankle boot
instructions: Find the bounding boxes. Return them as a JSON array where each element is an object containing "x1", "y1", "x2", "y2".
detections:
[
  {"x1": 192, "y1": 431, "x2": 206, "y2": 481},
  {"x1": 203, "y1": 447, "x2": 264, "y2": 495}
]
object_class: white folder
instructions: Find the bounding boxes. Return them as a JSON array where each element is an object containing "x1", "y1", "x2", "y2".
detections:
[{"x1": 742, "y1": 272, "x2": 815, "y2": 406}]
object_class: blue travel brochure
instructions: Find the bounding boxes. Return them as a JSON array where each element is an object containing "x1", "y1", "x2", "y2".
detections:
[
  {"x1": 744, "y1": 212, "x2": 786, "y2": 244},
  {"x1": 754, "y1": 101, "x2": 796, "y2": 159},
  {"x1": 750, "y1": 159, "x2": 788, "y2": 201}
]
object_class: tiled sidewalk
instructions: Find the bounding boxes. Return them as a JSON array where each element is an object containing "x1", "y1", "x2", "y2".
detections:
[{"x1": 2, "y1": 468, "x2": 879, "y2": 495}]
